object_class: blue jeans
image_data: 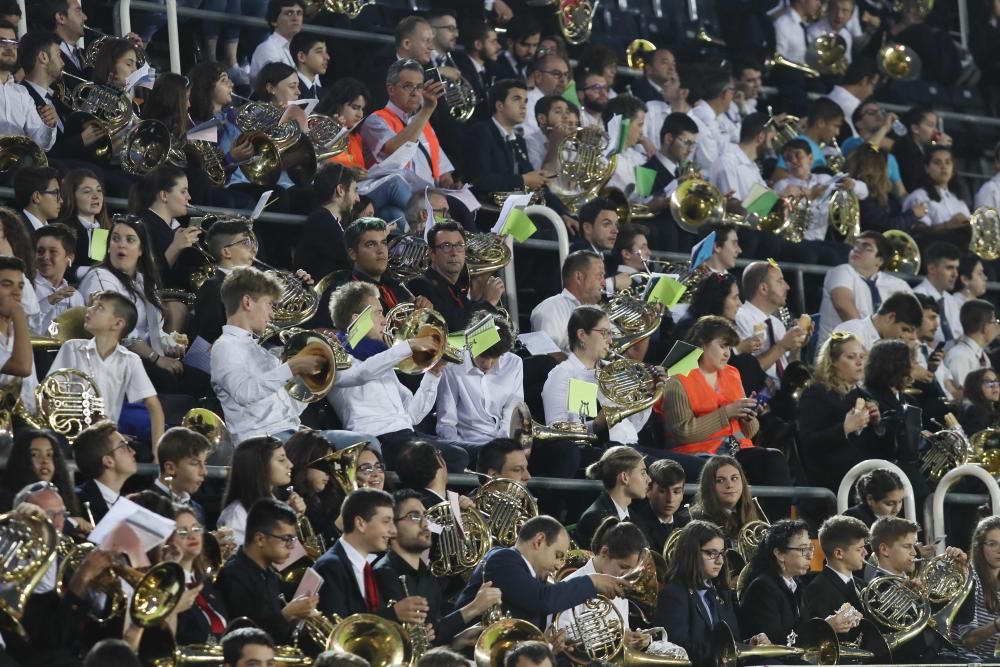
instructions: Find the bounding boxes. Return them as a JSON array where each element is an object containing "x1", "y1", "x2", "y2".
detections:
[
  {"x1": 366, "y1": 175, "x2": 412, "y2": 230},
  {"x1": 272, "y1": 429, "x2": 382, "y2": 457}
]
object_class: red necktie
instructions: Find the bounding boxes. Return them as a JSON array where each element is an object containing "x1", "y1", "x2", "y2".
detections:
[
  {"x1": 190, "y1": 584, "x2": 225, "y2": 635},
  {"x1": 363, "y1": 561, "x2": 380, "y2": 612}
]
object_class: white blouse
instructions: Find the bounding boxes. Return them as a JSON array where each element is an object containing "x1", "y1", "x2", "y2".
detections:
[{"x1": 78, "y1": 267, "x2": 172, "y2": 352}]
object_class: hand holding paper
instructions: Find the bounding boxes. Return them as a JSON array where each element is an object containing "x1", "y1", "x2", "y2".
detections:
[{"x1": 568, "y1": 378, "x2": 599, "y2": 418}]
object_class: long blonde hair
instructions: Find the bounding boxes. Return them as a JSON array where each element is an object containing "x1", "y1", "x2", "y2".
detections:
[
  {"x1": 846, "y1": 143, "x2": 890, "y2": 208},
  {"x1": 813, "y1": 332, "x2": 861, "y2": 396}
]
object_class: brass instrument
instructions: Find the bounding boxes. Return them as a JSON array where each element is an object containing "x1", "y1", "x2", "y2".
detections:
[
  {"x1": 634, "y1": 259, "x2": 712, "y2": 306},
  {"x1": 735, "y1": 520, "x2": 771, "y2": 565},
  {"x1": 878, "y1": 43, "x2": 922, "y2": 81},
  {"x1": 766, "y1": 113, "x2": 803, "y2": 153},
  {"x1": 159, "y1": 642, "x2": 309, "y2": 667},
  {"x1": 426, "y1": 64, "x2": 477, "y2": 122},
  {"x1": 0, "y1": 512, "x2": 58, "y2": 635},
  {"x1": 971, "y1": 427, "x2": 1000, "y2": 475},
  {"x1": 29, "y1": 306, "x2": 89, "y2": 351},
  {"x1": 604, "y1": 290, "x2": 662, "y2": 353},
  {"x1": 554, "y1": 127, "x2": 616, "y2": 214},
  {"x1": 555, "y1": 548, "x2": 594, "y2": 581},
  {"x1": 475, "y1": 617, "x2": 547, "y2": 667},
  {"x1": 121, "y1": 118, "x2": 188, "y2": 175},
  {"x1": 883, "y1": 229, "x2": 921, "y2": 275},
  {"x1": 63, "y1": 75, "x2": 136, "y2": 164},
  {"x1": 669, "y1": 177, "x2": 750, "y2": 234},
  {"x1": 466, "y1": 233, "x2": 513, "y2": 276},
  {"x1": 828, "y1": 184, "x2": 860, "y2": 243},
  {"x1": 554, "y1": 595, "x2": 626, "y2": 663},
  {"x1": 970, "y1": 206, "x2": 1000, "y2": 261},
  {"x1": 82, "y1": 27, "x2": 148, "y2": 69},
  {"x1": 508, "y1": 401, "x2": 600, "y2": 448},
  {"x1": 594, "y1": 356, "x2": 665, "y2": 429},
  {"x1": 755, "y1": 195, "x2": 809, "y2": 243},
  {"x1": 920, "y1": 422, "x2": 972, "y2": 482},
  {"x1": 426, "y1": 500, "x2": 492, "y2": 577},
  {"x1": 764, "y1": 52, "x2": 820, "y2": 78},
  {"x1": 307, "y1": 113, "x2": 349, "y2": 161},
  {"x1": 188, "y1": 139, "x2": 227, "y2": 187},
  {"x1": 893, "y1": 0, "x2": 935, "y2": 20},
  {"x1": 388, "y1": 234, "x2": 430, "y2": 283},
  {"x1": 181, "y1": 407, "x2": 232, "y2": 450},
  {"x1": 0, "y1": 136, "x2": 48, "y2": 176},
  {"x1": 601, "y1": 185, "x2": 654, "y2": 223},
  {"x1": 626, "y1": 39, "x2": 657, "y2": 69},
  {"x1": 382, "y1": 303, "x2": 462, "y2": 374},
  {"x1": 556, "y1": 0, "x2": 597, "y2": 44},
  {"x1": 253, "y1": 256, "x2": 324, "y2": 330},
  {"x1": 277, "y1": 328, "x2": 351, "y2": 402},
  {"x1": 492, "y1": 189, "x2": 544, "y2": 207},
  {"x1": 236, "y1": 101, "x2": 317, "y2": 186},
  {"x1": 286, "y1": 485, "x2": 325, "y2": 561},
  {"x1": 398, "y1": 575, "x2": 429, "y2": 665},
  {"x1": 303, "y1": 0, "x2": 375, "y2": 19},
  {"x1": 467, "y1": 473, "x2": 539, "y2": 547},
  {"x1": 661, "y1": 529, "x2": 682, "y2": 564},
  {"x1": 23, "y1": 369, "x2": 106, "y2": 441},
  {"x1": 622, "y1": 548, "x2": 664, "y2": 622},
  {"x1": 710, "y1": 621, "x2": 804, "y2": 665},
  {"x1": 858, "y1": 575, "x2": 932, "y2": 657},
  {"x1": 306, "y1": 440, "x2": 367, "y2": 494},
  {"x1": 806, "y1": 32, "x2": 849, "y2": 76},
  {"x1": 326, "y1": 613, "x2": 411, "y2": 667}
]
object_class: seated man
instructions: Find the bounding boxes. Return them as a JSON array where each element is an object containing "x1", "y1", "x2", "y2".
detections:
[
  {"x1": 628, "y1": 458, "x2": 690, "y2": 553},
  {"x1": 151, "y1": 426, "x2": 210, "y2": 524},
  {"x1": 249, "y1": 0, "x2": 301, "y2": 82},
  {"x1": 294, "y1": 164, "x2": 360, "y2": 281},
  {"x1": 832, "y1": 291, "x2": 923, "y2": 352},
  {"x1": 291, "y1": 31, "x2": 327, "y2": 100},
  {"x1": 0, "y1": 21, "x2": 56, "y2": 153},
  {"x1": 404, "y1": 188, "x2": 449, "y2": 237},
  {"x1": 34, "y1": 223, "x2": 84, "y2": 333},
  {"x1": 523, "y1": 95, "x2": 576, "y2": 173},
  {"x1": 529, "y1": 251, "x2": 604, "y2": 354},
  {"x1": 395, "y1": 441, "x2": 454, "y2": 508},
  {"x1": 436, "y1": 312, "x2": 523, "y2": 447},
  {"x1": 216, "y1": 499, "x2": 318, "y2": 644},
  {"x1": 73, "y1": 420, "x2": 138, "y2": 523},
  {"x1": 190, "y1": 220, "x2": 255, "y2": 346},
  {"x1": 475, "y1": 438, "x2": 532, "y2": 484},
  {"x1": 570, "y1": 198, "x2": 619, "y2": 275},
  {"x1": 221, "y1": 628, "x2": 277, "y2": 667},
  {"x1": 373, "y1": 489, "x2": 501, "y2": 646},
  {"x1": 913, "y1": 242, "x2": 963, "y2": 346},
  {"x1": 944, "y1": 298, "x2": 998, "y2": 389},
  {"x1": 454, "y1": 515, "x2": 627, "y2": 629},
  {"x1": 210, "y1": 267, "x2": 379, "y2": 449},
  {"x1": 802, "y1": 515, "x2": 869, "y2": 634},
  {"x1": 13, "y1": 166, "x2": 60, "y2": 238},
  {"x1": 0, "y1": 256, "x2": 35, "y2": 406},
  {"x1": 326, "y1": 281, "x2": 469, "y2": 471},
  {"x1": 609, "y1": 224, "x2": 650, "y2": 292},
  {"x1": 604, "y1": 95, "x2": 651, "y2": 199}
]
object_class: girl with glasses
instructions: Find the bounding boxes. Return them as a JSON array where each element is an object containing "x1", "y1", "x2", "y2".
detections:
[
  {"x1": 172, "y1": 506, "x2": 229, "y2": 646},
  {"x1": 947, "y1": 516, "x2": 1000, "y2": 661},
  {"x1": 738, "y1": 519, "x2": 854, "y2": 646},
  {"x1": 356, "y1": 446, "x2": 387, "y2": 490},
  {"x1": 959, "y1": 367, "x2": 1000, "y2": 435},
  {"x1": 658, "y1": 520, "x2": 770, "y2": 665}
]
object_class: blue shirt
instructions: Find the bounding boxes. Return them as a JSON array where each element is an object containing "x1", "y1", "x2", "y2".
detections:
[
  {"x1": 776, "y1": 133, "x2": 826, "y2": 170},
  {"x1": 842, "y1": 136, "x2": 902, "y2": 185}
]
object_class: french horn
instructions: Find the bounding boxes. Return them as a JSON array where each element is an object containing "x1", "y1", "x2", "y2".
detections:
[
  {"x1": 25, "y1": 369, "x2": 106, "y2": 441},
  {"x1": 426, "y1": 500, "x2": 492, "y2": 577},
  {"x1": 426, "y1": 64, "x2": 477, "y2": 122},
  {"x1": 556, "y1": 0, "x2": 597, "y2": 44},
  {"x1": 466, "y1": 233, "x2": 513, "y2": 276},
  {"x1": 475, "y1": 617, "x2": 547, "y2": 667},
  {"x1": 326, "y1": 613, "x2": 410, "y2": 667},
  {"x1": 553, "y1": 595, "x2": 626, "y2": 664},
  {"x1": 764, "y1": 52, "x2": 820, "y2": 78},
  {"x1": 553, "y1": 126, "x2": 616, "y2": 214},
  {"x1": 669, "y1": 177, "x2": 750, "y2": 234},
  {"x1": 0, "y1": 137, "x2": 48, "y2": 177},
  {"x1": 468, "y1": 473, "x2": 539, "y2": 547},
  {"x1": 63, "y1": 76, "x2": 136, "y2": 164},
  {"x1": 0, "y1": 512, "x2": 58, "y2": 635},
  {"x1": 236, "y1": 101, "x2": 317, "y2": 186},
  {"x1": 604, "y1": 290, "x2": 662, "y2": 353},
  {"x1": 626, "y1": 39, "x2": 657, "y2": 70},
  {"x1": 278, "y1": 328, "x2": 351, "y2": 402},
  {"x1": 883, "y1": 229, "x2": 921, "y2": 276},
  {"x1": 970, "y1": 206, "x2": 1000, "y2": 261},
  {"x1": 306, "y1": 440, "x2": 367, "y2": 495},
  {"x1": 878, "y1": 43, "x2": 922, "y2": 81},
  {"x1": 188, "y1": 139, "x2": 227, "y2": 186},
  {"x1": 594, "y1": 356, "x2": 664, "y2": 429},
  {"x1": 382, "y1": 303, "x2": 462, "y2": 374},
  {"x1": 388, "y1": 234, "x2": 430, "y2": 283},
  {"x1": 920, "y1": 421, "x2": 972, "y2": 483},
  {"x1": 307, "y1": 113, "x2": 349, "y2": 161},
  {"x1": 121, "y1": 118, "x2": 188, "y2": 175},
  {"x1": 302, "y1": 0, "x2": 375, "y2": 19},
  {"x1": 806, "y1": 32, "x2": 849, "y2": 76},
  {"x1": 82, "y1": 28, "x2": 147, "y2": 69}
]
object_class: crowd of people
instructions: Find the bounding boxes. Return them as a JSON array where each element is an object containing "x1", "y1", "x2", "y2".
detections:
[{"x1": 2, "y1": 0, "x2": 1000, "y2": 666}]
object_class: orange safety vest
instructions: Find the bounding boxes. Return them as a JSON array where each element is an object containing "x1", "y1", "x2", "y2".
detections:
[
  {"x1": 367, "y1": 107, "x2": 441, "y2": 178},
  {"x1": 330, "y1": 132, "x2": 365, "y2": 170},
  {"x1": 671, "y1": 365, "x2": 753, "y2": 455}
]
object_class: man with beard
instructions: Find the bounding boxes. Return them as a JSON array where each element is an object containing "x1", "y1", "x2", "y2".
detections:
[
  {"x1": 295, "y1": 163, "x2": 361, "y2": 280},
  {"x1": 490, "y1": 14, "x2": 540, "y2": 81},
  {"x1": 0, "y1": 22, "x2": 56, "y2": 151},
  {"x1": 575, "y1": 70, "x2": 609, "y2": 129},
  {"x1": 453, "y1": 21, "x2": 501, "y2": 120},
  {"x1": 372, "y1": 489, "x2": 503, "y2": 645}
]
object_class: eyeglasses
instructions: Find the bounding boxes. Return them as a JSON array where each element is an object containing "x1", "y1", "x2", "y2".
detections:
[
  {"x1": 358, "y1": 463, "x2": 385, "y2": 475},
  {"x1": 434, "y1": 242, "x2": 466, "y2": 253},
  {"x1": 984, "y1": 380, "x2": 1000, "y2": 387},
  {"x1": 589, "y1": 327, "x2": 614, "y2": 339},
  {"x1": 265, "y1": 532, "x2": 299, "y2": 546},
  {"x1": 673, "y1": 137, "x2": 697, "y2": 149},
  {"x1": 538, "y1": 69, "x2": 570, "y2": 80},
  {"x1": 176, "y1": 526, "x2": 204, "y2": 537},
  {"x1": 0, "y1": 38, "x2": 17, "y2": 48},
  {"x1": 395, "y1": 82, "x2": 426, "y2": 94},
  {"x1": 701, "y1": 549, "x2": 725, "y2": 561},
  {"x1": 108, "y1": 437, "x2": 133, "y2": 455},
  {"x1": 783, "y1": 544, "x2": 815, "y2": 555},
  {"x1": 395, "y1": 511, "x2": 427, "y2": 523},
  {"x1": 581, "y1": 83, "x2": 609, "y2": 93},
  {"x1": 223, "y1": 237, "x2": 257, "y2": 252},
  {"x1": 433, "y1": 24, "x2": 458, "y2": 32},
  {"x1": 24, "y1": 481, "x2": 58, "y2": 494},
  {"x1": 40, "y1": 189, "x2": 62, "y2": 199},
  {"x1": 852, "y1": 242, "x2": 876, "y2": 253}
]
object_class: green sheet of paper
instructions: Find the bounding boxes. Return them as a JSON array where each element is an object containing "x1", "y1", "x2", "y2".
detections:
[
  {"x1": 618, "y1": 118, "x2": 631, "y2": 153},
  {"x1": 501, "y1": 208, "x2": 537, "y2": 242},
  {"x1": 646, "y1": 276, "x2": 687, "y2": 307},
  {"x1": 634, "y1": 166, "x2": 657, "y2": 197},
  {"x1": 568, "y1": 378, "x2": 599, "y2": 418},
  {"x1": 668, "y1": 348, "x2": 703, "y2": 377},
  {"x1": 347, "y1": 305, "x2": 373, "y2": 347},
  {"x1": 447, "y1": 332, "x2": 467, "y2": 350},
  {"x1": 89, "y1": 228, "x2": 109, "y2": 262},
  {"x1": 469, "y1": 325, "x2": 501, "y2": 357},
  {"x1": 563, "y1": 81, "x2": 581, "y2": 108},
  {"x1": 745, "y1": 190, "x2": 779, "y2": 217}
]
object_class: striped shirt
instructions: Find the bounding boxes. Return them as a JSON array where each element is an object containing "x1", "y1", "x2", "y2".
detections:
[{"x1": 952, "y1": 570, "x2": 1000, "y2": 661}]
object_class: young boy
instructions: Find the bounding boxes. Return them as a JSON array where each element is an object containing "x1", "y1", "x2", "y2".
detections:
[
  {"x1": 630, "y1": 458, "x2": 689, "y2": 553},
  {"x1": 803, "y1": 515, "x2": 869, "y2": 632},
  {"x1": 34, "y1": 223, "x2": 84, "y2": 332},
  {"x1": 944, "y1": 298, "x2": 999, "y2": 389},
  {"x1": 0, "y1": 256, "x2": 36, "y2": 411},
  {"x1": 48, "y1": 291, "x2": 164, "y2": 454},
  {"x1": 153, "y1": 426, "x2": 211, "y2": 524}
]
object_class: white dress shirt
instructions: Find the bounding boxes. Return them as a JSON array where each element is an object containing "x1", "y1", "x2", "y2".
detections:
[
  {"x1": 903, "y1": 187, "x2": 971, "y2": 227},
  {"x1": 327, "y1": 341, "x2": 439, "y2": 435},
  {"x1": 642, "y1": 99, "x2": 671, "y2": 152},
  {"x1": 49, "y1": 338, "x2": 156, "y2": 423},
  {"x1": 297, "y1": 72, "x2": 321, "y2": 99},
  {"x1": 250, "y1": 32, "x2": 294, "y2": 82},
  {"x1": 523, "y1": 126, "x2": 549, "y2": 170},
  {"x1": 0, "y1": 318, "x2": 37, "y2": 412},
  {"x1": 818, "y1": 264, "x2": 912, "y2": 346},
  {"x1": 338, "y1": 536, "x2": 377, "y2": 598},
  {"x1": 914, "y1": 278, "x2": 964, "y2": 345},
  {"x1": 832, "y1": 315, "x2": 881, "y2": 352},
  {"x1": 825, "y1": 85, "x2": 861, "y2": 135},
  {"x1": 773, "y1": 174, "x2": 868, "y2": 241},
  {"x1": 774, "y1": 6, "x2": 810, "y2": 64},
  {"x1": 523, "y1": 86, "x2": 544, "y2": 132},
  {"x1": 541, "y1": 352, "x2": 649, "y2": 444},
  {"x1": 77, "y1": 268, "x2": 173, "y2": 353},
  {"x1": 975, "y1": 173, "x2": 1000, "y2": 211},
  {"x1": 530, "y1": 288, "x2": 583, "y2": 354},
  {"x1": 34, "y1": 274, "x2": 85, "y2": 333},
  {"x1": 22, "y1": 209, "x2": 46, "y2": 232},
  {"x1": 945, "y1": 337, "x2": 991, "y2": 390},
  {"x1": 361, "y1": 101, "x2": 456, "y2": 186},
  {"x1": 210, "y1": 324, "x2": 305, "y2": 441},
  {"x1": 652, "y1": 152, "x2": 682, "y2": 199},
  {"x1": 558, "y1": 559, "x2": 631, "y2": 631},
  {"x1": 609, "y1": 146, "x2": 649, "y2": 196},
  {"x1": 706, "y1": 143, "x2": 766, "y2": 201},
  {"x1": 437, "y1": 350, "x2": 524, "y2": 444},
  {"x1": 0, "y1": 76, "x2": 56, "y2": 150},
  {"x1": 217, "y1": 501, "x2": 248, "y2": 546},
  {"x1": 735, "y1": 301, "x2": 788, "y2": 383},
  {"x1": 689, "y1": 100, "x2": 730, "y2": 171}
]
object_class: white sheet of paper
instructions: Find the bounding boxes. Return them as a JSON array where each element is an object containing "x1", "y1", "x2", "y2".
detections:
[
  {"x1": 183, "y1": 336, "x2": 212, "y2": 373},
  {"x1": 447, "y1": 491, "x2": 465, "y2": 539},
  {"x1": 605, "y1": 114, "x2": 623, "y2": 157},
  {"x1": 371, "y1": 142, "x2": 418, "y2": 174},
  {"x1": 186, "y1": 118, "x2": 220, "y2": 143},
  {"x1": 490, "y1": 193, "x2": 533, "y2": 234},
  {"x1": 293, "y1": 566, "x2": 324, "y2": 600},
  {"x1": 126, "y1": 64, "x2": 154, "y2": 92},
  {"x1": 441, "y1": 185, "x2": 482, "y2": 213},
  {"x1": 517, "y1": 331, "x2": 561, "y2": 355},
  {"x1": 251, "y1": 190, "x2": 275, "y2": 220},
  {"x1": 275, "y1": 538, "x2": 308, "y2": 571},
  {"x1": 89, "y1": 497, "x2": 176, "y2": 558}
]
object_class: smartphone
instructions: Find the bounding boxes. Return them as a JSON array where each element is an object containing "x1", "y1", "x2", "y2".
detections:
[{"x1": 933, "y1": 341, "x2": 946, "y2": 355}]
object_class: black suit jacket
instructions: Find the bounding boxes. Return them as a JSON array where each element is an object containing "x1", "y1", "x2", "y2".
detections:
[
  {"x1": 655, "y1": 582, "x2": 740, "y2": 667},
  {"x1": 75, "y1": 479, "x2": 110, "y2": 524},
  {"x1": 843, "y1": 502, "x2": 878, "y2": 528},
  {"x1": 20, "y1": 80, "x2": 86, "y2": 161},
  {"x1": 642, "y1": 154, "x2": 677, "y2": 197},
  {"x1": 488, "y1": 52, "x2": 525, "y2": 82},
  {"x1": 175, "y1": 579, "x2": 229, "y2": 645},
  {"x1": 737, "y1": 571, "x2": 806, "y2": 645},
  {"x1": 190, "y1": 268, "x2": 227, "y2": 344},
  {"x1": 359, "y1": 47, "x2": 397, "y2": 110},
  {"x1": 465, "y1": 120, "x2": 533, "y2": 197},
  {"x1": 802, "y1": 566, "x2": 863, "y2": 634},
  {"x1": 891, "y1": 136, "x2": 924, "y2": 193},
  {"x1": 314, "y1": 540, "x2": 397, "y2": 620},
  {"x1": 373, "y1": 550, "x2": 466, "y2": 644},
  {"x1": 294, "y1": 208, "x2": 351, "y2": 281},
  {"x1": 452, "y1": 51, "x2": 491, "y2": 121},
  {"x1": 573, "y1": 492, "x2": 620, "y2": 549},
  {"x1": 453, "y1": 546, "x2": 597, "y2": 630},
  {"x1": 629, "y1": 503, "x2": 690, "y2": 554},
  {"x1": 629, "y1": 76, "x2": 664, "y2": 104},
  {"x1": 407, "y1": 266, "x2": 495, "y2": 332},
  {"x1": 60, "y1": 215, "x2": 99, "y2": 276},
  {"x1": 215, "y1": 548, "x2": 293, "y2": 644}
]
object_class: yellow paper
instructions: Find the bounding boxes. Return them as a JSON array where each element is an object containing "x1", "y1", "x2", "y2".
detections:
[
  {"x1": 469, "y1": 325, "x2": 501, "y2": 357},
  {"x1": 647, "y1": 276, "x2": 687, "y2": 307},
  {"x1": 347, "y1": 305, "x2": 373, "y2": 347},
  {"x1": 501, "y1": 208, "x2": 537, "y2": 242},
  {"x1": 668, "y1": 348, "x2": 703, "y2": 377},
  {"x1": 447, "y1": 332, "x2": 467, "y2": 350},
  {"x1": 568, "y1": 378, "x2": 599, "y2": 418},
  {"x1": 89, "y1": 228, "x2": 109, "y2": 262}
]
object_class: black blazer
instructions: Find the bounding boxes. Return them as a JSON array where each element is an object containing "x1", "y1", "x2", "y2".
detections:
[
  {"x1": 294, "y1": 208, "x2": 351, "y2": 282},
  {"x1": 372, "y1": 550, "x2": 466, "y2": 644},
  {"x1": 629, "y1": 76, "x2": 664, "y2": 104},
  {"x1": 629, "y1": 502, "x2": 690, "y2": 554},
  {"x1": 215, "y1": 548, "x2": 293, "y2": 644},
  {"x1": 452, "y1": 51, "x2": 491, "y2": 121},
  {"x1": 959, "y1": 400, "x2": 996, "y2": 436},
  {"x1": 655, "y1": 581, "x2": 740, "y2": 667},
  {"x1": 407, "y1": 266, "x2": 495, "y2": 332},
  {"x1": 573, "y1": 491, "x2": 620, "y2": 549},
  {"x1": 314, "y1": 540, "x2": 396, "y2": 620},
  {"x1": 843, "y1": 502, "x2": 878, "y2": 528},
  {"x1": 453, "y1": 546, "x2": 597, "y2": 630},
  {"x1": 175, "y1": 579, "x2": 229, "y2": 646},
  {"x1": 737, "y1": 571, "x2": 806, "y2": 645},
  {"x1": 797, "y1": 383, "x2": 895, "y2": 491},
  {"x1": 641, "y1": 154, "x2": 678, "y2": 198},
  {"x1": 20, "y1": 80, "x2": 87, "y2": 161},
  {"x1": 488, "y1": 52, "x2": 524, "y2": 82},
  {"x1": 60, "y1": 215, "x2": 99, "y2": 276},
  {"x1": 802, "y1": 566, "x2": 863, "y2": 634},
  {"x1": 464, "y1": 120, "x2": 533, "y2": 197},
  {"x1": 891, "y1": 136, "x2": 924, "y2": 193},
  {"x1": 190, "y1": 268, "x2": 227, "y2": 344},
  {"x1": 75, "y1": 479, "x2": 110, "y2": 524}
]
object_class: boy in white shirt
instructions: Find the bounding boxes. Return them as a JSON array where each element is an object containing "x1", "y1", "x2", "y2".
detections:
[
  {"x1": 944, "y1": 298, "x2": 999, "y2": 391},
  {"x1": 49, "y1": 291, "x2": 165, "y2": 455},
  {"x1": 0, "y1": 256, "x2": 35, "y2": 410},
  {"x1": 975, "y1": 141, "x2": 1000, "y2": 211},
  {"x1": 34, "y1": 223, "x2": 84, "y2": 333}
]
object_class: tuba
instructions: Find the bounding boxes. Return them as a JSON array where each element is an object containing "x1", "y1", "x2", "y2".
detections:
[
  {"x1": 426, "y1": 501, "x2": 492, "y2": 577},
  {"x1": 382, "y1": 303, "x2": 462, "y2": 374},
  {"x1": 553, "y1": 126, "x2": 616, "y2": 214},
  {"x1": 28, "y1": 369, "x2": 106, "y2": 441},
  {"x1": 878, "y1": 43, "x2": 922, "y2": 81},
  {"x1": 0, "y1": 512, "x2": 58, "y2": 635},
  {"x1": 594, "y1": 356, "x2": 664, "y2": 429},
  {"x1": 970, "y1": 206, "x2": 1000, "y2": 261},
  {"x1": 883, "y1": 229, "x2": 921, "y2": 275},
  {"x1": 475, "y1": 617, "x2": 547, "y2": 667},
  {"x1": 468, "y1": 473, "x2": 539, "y2": 547},
  {"x1": 426, "y1": 64, "x2": 477, "y2": 122},
  {"x1": 604, "y1": 290, "x2": 662, "y2": 353},
  {"x1": 326, "y1": 614, "x2": 410, "y2": 667},
  {"x1": 277, "y1": 328, "x2": 350, "y2": 402},
  {"x1": 121, "y1": 119, "x2": 188, "y2": 175},
  {"x1": 0, "y1": 137, "x2": 48, "y2": 177}
]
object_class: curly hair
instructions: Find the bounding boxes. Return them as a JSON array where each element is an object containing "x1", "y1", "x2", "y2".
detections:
[{"x1": 812, "y1": 332, "x2": 862, "y2": 396}]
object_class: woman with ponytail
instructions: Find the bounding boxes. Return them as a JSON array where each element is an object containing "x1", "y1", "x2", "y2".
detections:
[{"x1": 843, "y1": 468, "x2": 905, "y2": 527}]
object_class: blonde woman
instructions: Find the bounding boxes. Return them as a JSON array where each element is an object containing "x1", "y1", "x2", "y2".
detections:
[{"x1": 797, "y1": 332, "x2": 889, "y2": 491}]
